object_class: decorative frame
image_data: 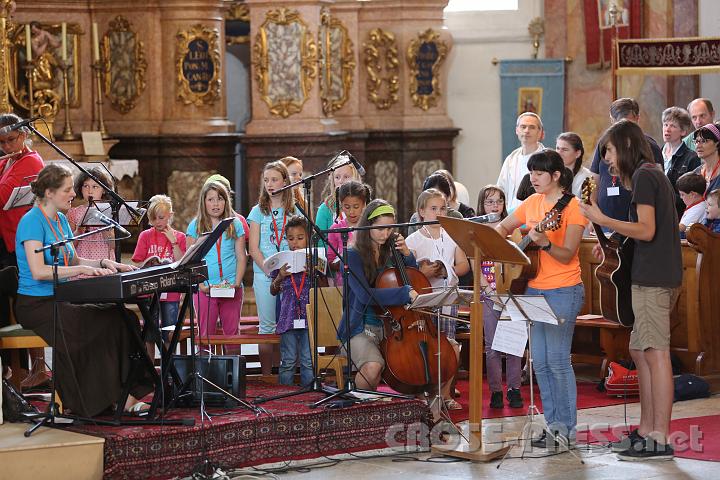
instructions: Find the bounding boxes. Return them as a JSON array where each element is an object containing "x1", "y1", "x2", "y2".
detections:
[
  {"x1": 101, "y1": 16, "x2": 147, "y2": 114},
  {"x1": 517, "y1": 86, "x2": 543, "y2": 116},
  {"x1": 7, "y1": 21, "x2": 81, "y2": 111},
  {"x1": 406, "y1": 29, "x2": 448, "y2": 111},
  {"x1": 176, "y1": 24, "x2": 221, "y2": 106},
  {"x1": 318, "y1": 7, "x2": 355, "y2": 116},
  {"x1": 363, "y1": 28, "x2": 399, "y2": 110},
  {"x1": 252, "y1": 8, "x2": 318, "y2": 118}
]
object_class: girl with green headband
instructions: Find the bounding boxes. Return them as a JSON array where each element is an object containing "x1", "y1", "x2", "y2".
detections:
[{"x1": 336, "y1": 199, "x2": 418, "y2": 391}]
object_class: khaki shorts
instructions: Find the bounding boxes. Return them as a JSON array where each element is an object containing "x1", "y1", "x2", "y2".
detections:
[
  {"x1": 629, "y1": 285, "x2": 680, "y2": 351},
  {"x1": 348, "y1": 324, "x2": 385, "y2": 370}
]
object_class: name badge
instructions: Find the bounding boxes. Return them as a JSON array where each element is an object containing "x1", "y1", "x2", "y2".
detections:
[
  {"x1": 293, "y1": 318, "x2": 306, "y2": 329},
  {"x1": 160, "y1": 292, "x2": 168, "y2": 301},
  {"x1": 210, "y1": 285, "x2": 235, "y2": 298},
  {"x1": 607, "y1": 186, "x2": 620, "y2": 197}
]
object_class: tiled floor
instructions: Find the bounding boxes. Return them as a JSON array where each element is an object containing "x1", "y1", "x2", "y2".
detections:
[{"x1": 233, "y1": 394, "x2": 719, "y2": 479}]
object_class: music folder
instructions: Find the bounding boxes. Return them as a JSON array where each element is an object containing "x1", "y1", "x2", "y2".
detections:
[
  {"x1": 79, "y1": 200, "x2": 144, "y2": 227},
  {"x1": 3, "y1": 185, "x2": 34, "y2": 211}
]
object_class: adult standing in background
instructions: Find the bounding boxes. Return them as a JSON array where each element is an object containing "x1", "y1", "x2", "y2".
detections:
[
  {"x1": 682, "y1": 98, "x2": 715, "y2": 152},
  {"x1": 660, "y1": 107, "x2": 700, "y2": 215},
  {"x1": 555, "y1": 132, "x2": 593, "y2": 198},
  {"x1": 590, "y1": 98, "x2": 663, "y2": 224},
  {"x1": 497, "y1": 112, "x2": 545, "y2": 212}
]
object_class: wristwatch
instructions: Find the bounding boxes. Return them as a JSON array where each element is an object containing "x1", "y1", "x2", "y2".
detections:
[{"x1": 541, "y1": 242, "x2": 552, "y2": 251}]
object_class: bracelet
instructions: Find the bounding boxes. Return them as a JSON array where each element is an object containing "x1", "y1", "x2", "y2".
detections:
[{"x1": 99, "y1": 259, "x2": 105, "y2": 268}]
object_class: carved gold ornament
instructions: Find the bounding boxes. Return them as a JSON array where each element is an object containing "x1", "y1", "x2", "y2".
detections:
[
  {"x1": 406, "y1": 29, "x2": 447, "y2": 111},
  {"x1": 252, "y1": 8, "x2": 318, "y2": 118},
  {"x1": 226, "y1": 2, "x2": 250, "y2": 22},
  {"x1": 176, "y1": 24, "x2": 222, "y2": 106},
  {"x1": 363, "y1": 28, "x2": 399, "y2": 110},
  {"x1": 318, "y1": 7, "x2": 355, "y2": 116},
  {"x1": 101, "y1": 16, "x2": 147, "y2": 114}
]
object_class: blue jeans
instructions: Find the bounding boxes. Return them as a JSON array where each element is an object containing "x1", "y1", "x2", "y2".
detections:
[
  {"x1": 279, "y1": 329, "x2": 313, "y2": 386},
  {"x1": 159, "y1": 301, "x2": 180, "y2": 342},
  {"x1": 526, "y1": 284, "x2": 584, "y2": 439}
]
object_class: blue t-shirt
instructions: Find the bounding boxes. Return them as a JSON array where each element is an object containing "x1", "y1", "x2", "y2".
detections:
[
  {"x1": 16, "y1": 206, "x2": 76, "y2": 296},
  {"x1": 186, "y1": 218, "x2": 244, "y2": 286},
  {"x1": 590, "y1": 133, "x2": 663, "y2": 223},
  {"x1": 247, "y1": 205, "x2": 294, "y2": 271}
]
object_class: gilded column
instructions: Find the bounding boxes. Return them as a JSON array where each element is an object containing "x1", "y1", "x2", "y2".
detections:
[{"x1": 0, "y1": 0, "x2": 15, "y2": 113}]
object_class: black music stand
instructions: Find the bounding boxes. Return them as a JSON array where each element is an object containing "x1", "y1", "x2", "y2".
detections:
[
  {"x1": 164, "y1": 218, "x2": 262, "y2": 415},
  {"x1": 2, "y1": 185, "x2": 34, "y2": 212}
]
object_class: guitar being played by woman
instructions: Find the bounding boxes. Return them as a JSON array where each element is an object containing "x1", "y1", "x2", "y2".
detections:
[{"x1": 495, "y1": 149, "x2": 588, "y2": 449}]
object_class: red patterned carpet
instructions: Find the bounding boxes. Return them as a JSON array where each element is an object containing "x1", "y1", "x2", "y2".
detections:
[
  {"x1": 381, "y1": 379, "x2": 638, "y2": 423},
  {"x1": 64, "y1": 381, "x2": 430, "y2": 479},
  {"x1": 578, "y1": 414, "x2": 720, "y2": 462}
]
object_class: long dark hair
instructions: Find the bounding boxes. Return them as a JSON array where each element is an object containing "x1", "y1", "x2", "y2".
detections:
[
  {"x1": 527, "y1": 149, "x2": 573, "y2": 193},
  {"x1": 335, "y1": 181, "x2": 372, "y2": 218},
  {"x1": 352, "y1": 198, "x2": 395, "y2": 283},
  {"x1": 557, "y1": 132, "x2": 584, "y2": 176},
  {"x1": 598, "y1": 119, "x2": 654, "y2": 189}
]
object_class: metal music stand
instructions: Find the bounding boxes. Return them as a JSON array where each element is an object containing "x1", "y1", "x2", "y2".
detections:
[
  {"x1": 2, "y1": 185, "x2": 34, "y2": 211},
  {"x1": 495, "y1": 292, "x2": 585, "y2": 465},
  {"x1": 430, "y1": 216, "x2": 530, "y2": 462}
]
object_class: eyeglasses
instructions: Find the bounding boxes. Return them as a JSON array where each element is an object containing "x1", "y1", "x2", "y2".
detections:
[{"x1": 484, "y1": 199, "x2": 505, "y2": 206}]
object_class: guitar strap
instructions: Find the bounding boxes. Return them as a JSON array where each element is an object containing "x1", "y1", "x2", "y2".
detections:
[{"x1": 550, "y1": 192, "x2": 575, "y2": 216}]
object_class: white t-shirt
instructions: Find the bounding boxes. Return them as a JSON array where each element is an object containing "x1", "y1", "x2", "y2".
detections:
[
  {"x1": 679, "y1": 201, "x2": 706, "y2": 227},
  {"x1": 497, "y1": 143, "x2": 545, "y2": 212},
  {"x1": 405, "y1": 227, "x2": 459, "y2": 289}
]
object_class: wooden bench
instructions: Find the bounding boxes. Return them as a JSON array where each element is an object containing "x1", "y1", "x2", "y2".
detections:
[
  {"x1": 572, "y1": 316, "x2": 631, "y2": 380},
  {"x1": 0, "y1": 298, "x2": 49, "y2": 390}
]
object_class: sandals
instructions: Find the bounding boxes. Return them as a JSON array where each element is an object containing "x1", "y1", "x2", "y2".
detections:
[
  {"x1": 125, "y1": 401, "x2": 150, "y2": 416},
  {"x1": 444, "y1": 398, "x2": 463, "y2": 410}
]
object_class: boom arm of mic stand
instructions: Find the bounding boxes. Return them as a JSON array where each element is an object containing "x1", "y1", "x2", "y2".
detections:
[
  {"x1": 27, "y1": 124, "x2": 142, "y2": 220},
  {"x1": 34, "y1": 223, "x2": 115, "y2": 253}
]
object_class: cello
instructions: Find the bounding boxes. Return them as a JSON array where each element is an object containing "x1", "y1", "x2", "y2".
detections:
[{"x1": 376, "y1": 235, "x2": 458, "y2": 394}]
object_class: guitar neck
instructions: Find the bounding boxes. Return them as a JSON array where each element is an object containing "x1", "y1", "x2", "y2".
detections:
[
  {"x1": 518, "y1": 233, "x2": 533, "y2": 252},
  {"x1": 593, "y1": 223, "x2": 612, "y2": 249}
]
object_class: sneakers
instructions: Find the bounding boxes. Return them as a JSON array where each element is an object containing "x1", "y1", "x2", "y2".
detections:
[
  {"x1": 507, "y1": 388, "x2": 523, "y2": 408},
  {"x1": 490, "y1": 391, "x2": 503, "y2": 409},
  {"x1": 531, "y1": 431, "x2": 575, "y2": 451},
  {"x1": 617, "y1": 438, "x2": 674, "y2": 461},
  {"x1": 610, "y1": 428, "x2": 644, "y2": 453}
]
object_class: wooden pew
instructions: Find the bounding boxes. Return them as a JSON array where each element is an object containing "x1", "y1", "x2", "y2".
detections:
[{"x1": 575, "y1": 233, "x2": 720, "y2": 390}]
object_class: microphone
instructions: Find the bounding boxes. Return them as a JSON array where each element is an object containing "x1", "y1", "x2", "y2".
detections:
[
  {"x1": 341, "y1": 151, "x2": 366, "y2": 177},
  {"x1": 467, "y1": 212, "x2": 502, "y2": 224},
  {"x1": 88, "y1": 209, "x2": 131, "y2": 236},
  {"x1": 0, "y1": 116, "x2": 42, "y2": 135}
]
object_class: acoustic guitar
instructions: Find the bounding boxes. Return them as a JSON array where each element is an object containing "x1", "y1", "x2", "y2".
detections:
[
  {"x1": 581, "y1": 177, "x2": 635, "y2": 327},
  {"x1": 498, "y1": 209, "x2": 563, "y2": 295}
]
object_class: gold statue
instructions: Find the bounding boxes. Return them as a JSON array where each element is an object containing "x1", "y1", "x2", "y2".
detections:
[{"x1": 29, "y1": 21, "x2": 60, "y2": 90}]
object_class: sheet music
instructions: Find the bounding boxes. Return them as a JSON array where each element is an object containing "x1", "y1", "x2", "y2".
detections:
[
  {"x1": 498, "y1": 294, "x2": 559, "y2": 325},
  {"x1": 81, "y1": 201, "x2": 143, "y2": 226},
  {"x1": 408, "y1": 287, "x2": 474, "y2": 309},
  {"x1": 263, "y1": 248, "x2": 327, "y2": 274},
  {"x1": 491, "y1": 320, "x2": 528, "y2": 357},
  {"x1": 3, "y1": 185, "x2": 34, "y2": 210}
]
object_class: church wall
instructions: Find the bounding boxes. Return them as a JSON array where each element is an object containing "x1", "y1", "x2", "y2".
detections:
[{"x1": 444, "y1": 0, "x2": 543, "y2": 208}]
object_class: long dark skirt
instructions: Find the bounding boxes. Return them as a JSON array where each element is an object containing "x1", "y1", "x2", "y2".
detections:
[{"x1": 15, "y1": 294, "x2": 154, "y2": 417}]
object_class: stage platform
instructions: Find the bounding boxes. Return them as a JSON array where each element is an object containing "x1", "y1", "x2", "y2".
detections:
[{"x1": 15, "y1": 381, "x2": 429, "y2": 479}]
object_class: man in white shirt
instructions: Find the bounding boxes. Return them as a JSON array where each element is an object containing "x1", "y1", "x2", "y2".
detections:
[
  {"x1": 497, "y1": 112, "x2": 545, "y2": 211},
  {"x1": 682, "y1": 98, "x2": 715, "y2": 152}
]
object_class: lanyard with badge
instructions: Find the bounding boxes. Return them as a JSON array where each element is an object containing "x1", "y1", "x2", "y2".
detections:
[
  {"x1": 290, "y1": 270, "x2": 307, "y2": 329},
  {"x1": 210, "y1": 236, "x2": 234, "y2": 298},
  {"x1": 271, "y1": 210, "x2": 287, "y2": 252},
  {"x1": 607, "y1": 176, "x2": 620, "y2": 197},
  {"x1": 39, "y1": 205, "x2": 73, "y2": 266}
]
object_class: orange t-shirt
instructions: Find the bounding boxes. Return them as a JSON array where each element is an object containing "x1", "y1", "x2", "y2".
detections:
[{"x1": 512, "y1": 193, "x2": 587, "y2": 290}]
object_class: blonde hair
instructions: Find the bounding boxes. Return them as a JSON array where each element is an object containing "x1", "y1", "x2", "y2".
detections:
[
  {"x1": 416, "y1": 188, "x2": 446, "y2": 220},
  {"x1": 195, "y1": 182, "x2": 237, "y2": 239},
  {"x1": 320, "y1": 155, "x2": 362, "y2": 213},
  {"x1": 147, "y1": 194, "x2": 173, "y2": 223},
  {"x1": 258, "y1": 161, "x2": 295, "y2": 215}
]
